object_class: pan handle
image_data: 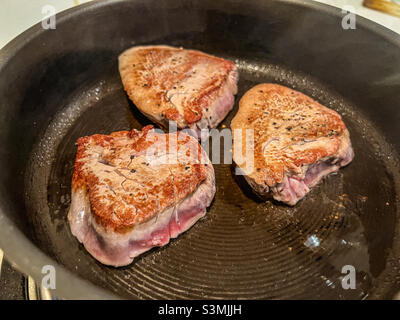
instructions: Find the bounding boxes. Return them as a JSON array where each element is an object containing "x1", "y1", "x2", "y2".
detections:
[
  {"x1": 0, "y1": 248, "x2": 54, "y2": 300},
  {"x1": 26, "y1": 275, "x2": 54, "y2": 300},
  {"x1": 0, "y1": 249, "x2": 3, "y2": 279}
]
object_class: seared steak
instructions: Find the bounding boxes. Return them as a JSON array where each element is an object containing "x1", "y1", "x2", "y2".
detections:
[
  {"x1": 118, "y1": 45, "x2": 238, "y2": 136},
  {"x1": 231, "y1": 84, "x2": 354, "y2": 206},
  {"x1": 68, "y1": 125, "x2": 215, "y2": 267}
]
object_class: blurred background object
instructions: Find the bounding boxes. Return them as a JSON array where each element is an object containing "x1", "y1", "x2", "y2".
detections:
[
  {"x1": 363, "y1": 0, "x2": 400, "y2": 18},
  {"x1": 314, "y1": 0, "x2": 400, "y2": 33}
]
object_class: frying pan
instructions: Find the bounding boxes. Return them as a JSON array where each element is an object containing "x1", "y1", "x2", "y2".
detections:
[{"x1": 0, "y1": 0, "x2": 400, "y2": 300}]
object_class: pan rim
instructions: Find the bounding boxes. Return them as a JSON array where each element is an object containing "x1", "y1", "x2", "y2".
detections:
[{"x1": 0, "y1": 0, "x2": 399, "y2": 299}]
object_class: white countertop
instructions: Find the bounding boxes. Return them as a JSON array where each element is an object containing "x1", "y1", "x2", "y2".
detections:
[
  {"x1": 0, "y1": 0, "x2": 92, "y2": 49},
  {"x1": 0, "y1": 0, "x2": 399, "y2": 49}
]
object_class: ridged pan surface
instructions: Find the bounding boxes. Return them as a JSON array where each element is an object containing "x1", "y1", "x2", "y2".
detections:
[{"x1": 24, "y1": 36, "x2": 400, "y2": 299}]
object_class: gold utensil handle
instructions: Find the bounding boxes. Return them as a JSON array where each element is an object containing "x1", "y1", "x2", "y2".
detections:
[
  {"x1": 0, "y1": 249, "x2": 3, "y2": 279},
  {"x1": 363, "y1": 0, "x2": 400, "y2": 18}
]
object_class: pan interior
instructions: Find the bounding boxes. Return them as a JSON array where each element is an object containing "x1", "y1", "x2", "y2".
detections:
[{"x1": 24, "y1": 43, "x2": 400, "y2": 299}]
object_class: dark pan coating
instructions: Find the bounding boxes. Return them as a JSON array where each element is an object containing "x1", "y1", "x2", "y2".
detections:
[{"x1": 24, "y1": 62, "x2": 400, "y2": 299}]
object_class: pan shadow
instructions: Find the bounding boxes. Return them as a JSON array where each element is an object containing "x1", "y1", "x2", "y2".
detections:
[
  {"x1": 229, "y1": 163, "x2": 289, "y2": 207},
  {"x1": 124, "y1": 96, "x2": 158, "y2": 129},
  {"x1": 230, "y1": 164, "x2": 264, "y2": 204}
]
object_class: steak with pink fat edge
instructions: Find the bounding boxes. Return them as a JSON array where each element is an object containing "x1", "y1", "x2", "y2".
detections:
[
  {"x1": 231, "y1": 84, "x2": 354, "y2": 206},
  {"x1": 119, "y1": 45, "x2": 238, "y2": 137},
  {"x1": 68, "y1": 125, "x2": 215, "y2": 267}
]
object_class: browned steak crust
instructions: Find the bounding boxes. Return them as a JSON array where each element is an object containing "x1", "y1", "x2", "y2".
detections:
[
  {"x1": 72, "y1": 125, "x2": 207, "y2": 233},
  {"x1": 231, "y1": 83, "x2": 354, "y2": 205},
  {"x1": 119, "y1": 45, "x2": 238, "y2": 134}
]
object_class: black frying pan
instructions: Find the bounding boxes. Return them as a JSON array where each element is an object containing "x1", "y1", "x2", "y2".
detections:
[{"x1": 0, "y1": 0, "x2": 400, "y2": 299}]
